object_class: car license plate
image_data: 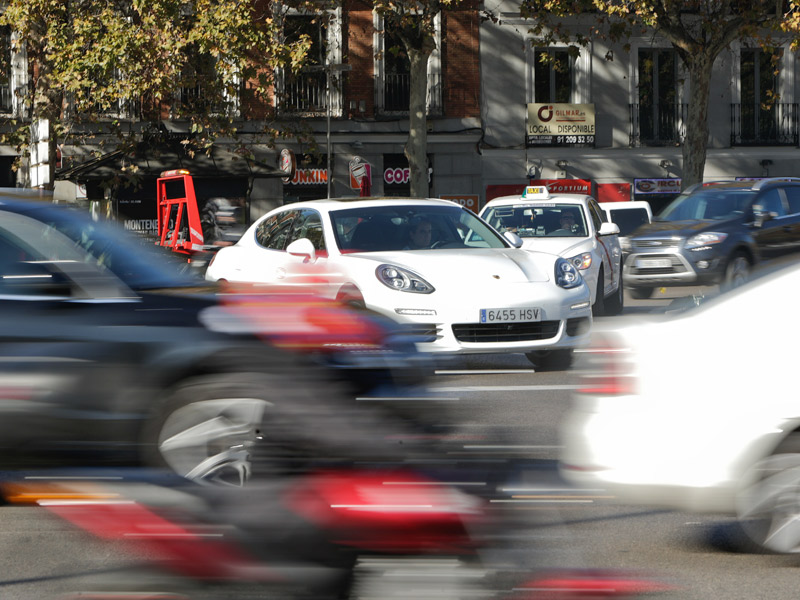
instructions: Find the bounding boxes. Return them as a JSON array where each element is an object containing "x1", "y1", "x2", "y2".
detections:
[
  {"x1": 635, "y1": 257, "x2": 672, "y2": 268},
  {"x1": 480, "y1": 307, "x2": 541, "y2": 323}
]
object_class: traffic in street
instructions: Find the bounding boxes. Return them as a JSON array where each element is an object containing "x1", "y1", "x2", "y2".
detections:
[{"x1": 2, "y1": 299, "x2": 799, "y2": 599}]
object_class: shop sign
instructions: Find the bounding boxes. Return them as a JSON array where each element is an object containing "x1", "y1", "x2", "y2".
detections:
[
  {"x1": 526, "y1": 104, "x2": 596, "y2": 147},
  {"x1": 633, "y1": 178, "x2": 681, "y2": 195},
  {"x1": 440, "y1": 194, "x2": 481, "y2": 212},
  {"x1": 596, "y1": 183, "x2": 631, "y2": 203},
  {"x1": 350, "y1": 156, "x2": 372, "y2": 190},
  {"x1": 530, "y1": 178, "x2": 592, "y2": 195}
]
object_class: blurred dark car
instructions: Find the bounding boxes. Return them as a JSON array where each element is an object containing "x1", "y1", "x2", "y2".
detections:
[
  {"x1": 623, "y1": 177, "x2": 800, "y2": 298},
  {"x1": 0, "y1": 197, "x2": 431, "y2": 486}
]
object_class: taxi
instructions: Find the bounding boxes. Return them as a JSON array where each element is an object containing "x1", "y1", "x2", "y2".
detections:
[{"x1": 480, "y1": 186, "x2": 624, "y2": 316}]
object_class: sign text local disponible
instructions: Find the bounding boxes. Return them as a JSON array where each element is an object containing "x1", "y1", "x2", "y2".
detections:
[{"x1": 526, "y1": 103, "x2": 596, "y2": 147}]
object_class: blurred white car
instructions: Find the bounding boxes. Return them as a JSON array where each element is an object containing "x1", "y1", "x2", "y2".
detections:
[
  {"x1": 480, "y1": 186, "x2": 623, "y2": 316},
  {"x1": 560, "y1": 263, "x2": 800, "y2": 552},
  {"x1": 205, "y1": 197, "x2": 592, "y2": 370}
]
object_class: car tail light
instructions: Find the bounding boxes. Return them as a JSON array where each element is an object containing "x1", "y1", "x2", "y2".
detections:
[{"x1": 577, "y1": 333, "x2": 636, "y2": 396}]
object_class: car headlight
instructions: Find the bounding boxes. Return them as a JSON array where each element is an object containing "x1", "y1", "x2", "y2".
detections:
[
  {"x1": 685, "y1": 232, "x2": 728, "y2": 250},
  {"x1": 376, "y1": 264, "x2": 435, "y2": 294},
  {"x1": 555, "y1": 257, "x2": 582, "y2": 289},
  {"x1": 567, "y1": 252, "x2": 592, "y2": 270}
]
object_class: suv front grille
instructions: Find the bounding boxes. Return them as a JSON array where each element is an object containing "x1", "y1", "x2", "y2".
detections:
[
  {"x1": 632, "y1": 239, "x2": 682, "y2": 249},
  {"x1": 452, "y1": 321, "x2": 560, "y2": 343}
]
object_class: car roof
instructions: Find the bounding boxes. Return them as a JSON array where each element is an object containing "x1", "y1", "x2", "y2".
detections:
[
  {"x1": 280, "y1": 197, "x2": 461, "y2": 211},
  {"x1": 483, "y1": 193, "x2": 593, "y2": 208},
  {"x1": 599, "y1": 201, "x2": 652, "y2": 210}
]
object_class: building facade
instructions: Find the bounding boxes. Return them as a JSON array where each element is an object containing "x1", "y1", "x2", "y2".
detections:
[{"x1": 480, "y1": 3, "x2": 800, "y2": 214}]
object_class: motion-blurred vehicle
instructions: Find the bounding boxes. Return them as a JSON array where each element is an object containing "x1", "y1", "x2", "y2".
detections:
[
  {"x1": 0, "y1": 196, "x2": 430, "y2": 485},
  {"x1": 623, "y1": 177, "x2": 800, "y2": 299},
  {"x1": 560, "y1": 262, "x2": 800, "y2": 554},
  {"x1": 205, "y1": 197, "x2": 593, "y2": 370},
  {"x1": 481, "y1": 186, "x2": 623, "y2": 316},
  {"x1": 599, "y1": 200, "x2": 653, "y2": 258},
  {"x1": 3, "y1": 470, "x2": 676, "y2": 600}
]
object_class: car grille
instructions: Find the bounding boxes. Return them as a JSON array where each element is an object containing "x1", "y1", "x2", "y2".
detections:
[
  {"x1": 401, "y1": 324, "x2": 442, "y2": 343},
  {"x1": 452, "y1": 321, "x2": 560, "y2": 343},
  {"x1": 631, "y1": 239, "x2": 682, "y2": 249},
  {"x1": 628, "y1": 255, "x2": 688, "y2": 275}
]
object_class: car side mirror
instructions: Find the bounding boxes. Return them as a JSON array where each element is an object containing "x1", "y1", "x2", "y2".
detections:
[
  {"x1": 503, "y1": 231, "x2": 523, "y2": 248},
  {"x1": 598, "y1": 222, "x2": 620, "y2": 236},
  {"x1": 286, "y1": 238, "x2": 317, "y2": 262},
  {"x1": 752, "y1": 207, "x2": 775, "y2": 228}
]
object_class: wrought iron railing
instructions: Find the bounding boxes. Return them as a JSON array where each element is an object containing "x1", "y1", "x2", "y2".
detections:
[
  {"x1": 380, "y1": 72, "x2": 442, "y2": 115},
  {"x1": 629, "y1": 103, "x2": 687, "y2": 146},
  {"x1": 731, "y1": 103, "x2": 799, "y2": 146}
]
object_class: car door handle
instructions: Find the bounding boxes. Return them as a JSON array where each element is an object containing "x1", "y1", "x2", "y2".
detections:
[{"x1": 783, "y1": 225, "x2": 793, "y2": 232}]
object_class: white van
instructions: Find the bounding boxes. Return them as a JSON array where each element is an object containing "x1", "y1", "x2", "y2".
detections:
[{"x1": 599, "y1": 201, "x2": 653, "y2": 254}]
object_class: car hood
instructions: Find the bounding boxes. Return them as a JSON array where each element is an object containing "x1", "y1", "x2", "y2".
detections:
[
  {"x1": 632, "y1": 218, "x2": 738, "y2": 239},
  {"x1": 519, "y1": 237, "x2": 591, "y2": 257},
  {"x1": 346, "y1": 248, "x2": 553, "y2": 282}
]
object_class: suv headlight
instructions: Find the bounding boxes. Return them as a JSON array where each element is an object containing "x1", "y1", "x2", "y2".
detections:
[
  {"x1": 685, "y1": 232, "x2": 728, "y2": 250},
  {"x1": 376, "y1": 264, "x2": 435, "y2": 293},
  {"x1": 567, "y1": 252, "x2": 592, "y2": 270},
  {"x1": 555, "y1": 257, "x2": 582, "y2": 289}
]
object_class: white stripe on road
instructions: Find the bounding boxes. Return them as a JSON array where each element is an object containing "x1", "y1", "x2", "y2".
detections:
[{"x1": 431, "y1": 385, "x2": 579, "y2": 392}]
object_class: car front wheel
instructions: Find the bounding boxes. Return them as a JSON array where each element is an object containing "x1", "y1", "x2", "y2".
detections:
[
  {"x1": 736, "y1": 434, "x2": 800, "y2": 553},
  {"x1": 722, "y1": 252, "x2": 750, "y2": 292},
  {"x1": 629, "y1": 286, "x2": 654, "y2": 300}
]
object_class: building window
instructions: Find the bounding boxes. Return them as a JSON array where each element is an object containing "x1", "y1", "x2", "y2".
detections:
[
  {"x1": 176, "y1": 45, "x2": 238, "y2": 116},
  {"x1": 0, "y1": 27, "x2": 11, "y2": 113},
  {"x1": 533, "y1": 48, "x2": 572, "y2": 103},
  {"x1": 373, "y1": 13, "x2": 442, "y2": 115},
  {"x1": 731, "y1": 48, "x2": 797, "y2": 145},
  {"x1": 633, "y1": 48, "x2": 684, "y2": 145},
  {"x1": 277, "y1": 11, "x2": 342, "y2": 116}
]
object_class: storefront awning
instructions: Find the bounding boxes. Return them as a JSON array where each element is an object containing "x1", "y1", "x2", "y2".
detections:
[{"x1": 56, "y1": 139, "x2": 288, "y2": 182}]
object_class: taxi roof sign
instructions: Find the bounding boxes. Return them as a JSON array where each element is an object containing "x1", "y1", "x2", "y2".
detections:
[{"x1": 522, "y1": 185, "x2": 550, "y2": 200}]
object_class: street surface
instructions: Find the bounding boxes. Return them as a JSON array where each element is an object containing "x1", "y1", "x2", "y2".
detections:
[{"x1": 1, "y1": 284, "x2": 799, "y2": 599}]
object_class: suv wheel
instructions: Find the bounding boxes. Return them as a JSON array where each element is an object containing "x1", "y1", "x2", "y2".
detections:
[{"x1": 722, "y1": 252, "x2": 750, "y2": 292}]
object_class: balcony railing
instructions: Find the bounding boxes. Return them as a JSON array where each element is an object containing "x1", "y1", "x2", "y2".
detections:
[
  {"x1": 731, "y1": 103, "x2": 798, "y2": 146},
  {"x1": 281, "y1": 71, "x2": 328, "y2": 115},
  {"x1": 379, "y1": 72, "x2": 442, "y2": 115},
  {"x1": 629, "y1": 103, "x2": 687, "y2": 146}
]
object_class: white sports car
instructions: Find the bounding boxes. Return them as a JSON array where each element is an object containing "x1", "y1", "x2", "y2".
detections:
[
  {"x1": 480, "y1": 186, "x2": 623, "y2": 316},
  {"x1": 205, "y1": 197, "x2": 592, "y2": 370}
]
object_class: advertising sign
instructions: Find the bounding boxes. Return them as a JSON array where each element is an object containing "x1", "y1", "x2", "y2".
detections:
[
  {"x1": 526, "y1": 104, "x2": 595, "y2": 147},
  {"x1": 633, "y1": 178, "x2": 681, "y2": 195},
  {"x1": 530, "y1": 178, "x2": 593, "y2": 195},
  {"x1": 349, "y1": 156, "x2": 372, "y2": 190},
  {"x1": 440, "y1": 194, "x2": 481, "y2": 212},
  {"x1": 596, "y1": 183, "x2": 631, "y2": 203}
]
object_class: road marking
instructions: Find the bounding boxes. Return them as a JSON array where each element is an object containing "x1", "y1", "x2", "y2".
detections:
[{"x1": 431, "y1": 385, "x2": 579, "y2": 392}]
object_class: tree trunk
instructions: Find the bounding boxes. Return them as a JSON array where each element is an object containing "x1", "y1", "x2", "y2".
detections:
[
  {"x1": 406, "y1": 48, "x2": 429, "y2": 198},
  {"x1": 680, "y1": 54, "x2": 714, "y2": 189}
]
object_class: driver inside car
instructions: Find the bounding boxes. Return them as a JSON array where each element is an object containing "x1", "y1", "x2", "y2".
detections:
[{"x1": 405, "y1": 217, "x2": 434, "y2": 249}]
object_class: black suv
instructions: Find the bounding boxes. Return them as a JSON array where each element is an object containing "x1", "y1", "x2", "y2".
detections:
[{"x1": 623, "y1": 178, "x2": 800, "y2": 298}]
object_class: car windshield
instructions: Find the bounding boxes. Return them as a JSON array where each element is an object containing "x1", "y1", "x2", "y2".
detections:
[
  {"x1": 657, "y1": 188, "x2": 753, "y2": 222},
  {"x1": 2, "y1": 204, "x2": 201, "y2": 290},
  {"x1": 607, "y1": 208, "x2": 650, "y2": 236},
  {"x1": 482, "y1": 203, "x2": 588, "y2": 238},
  {"x1": 331, "y1": 204, "x2": 508, "y2": 252}
]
